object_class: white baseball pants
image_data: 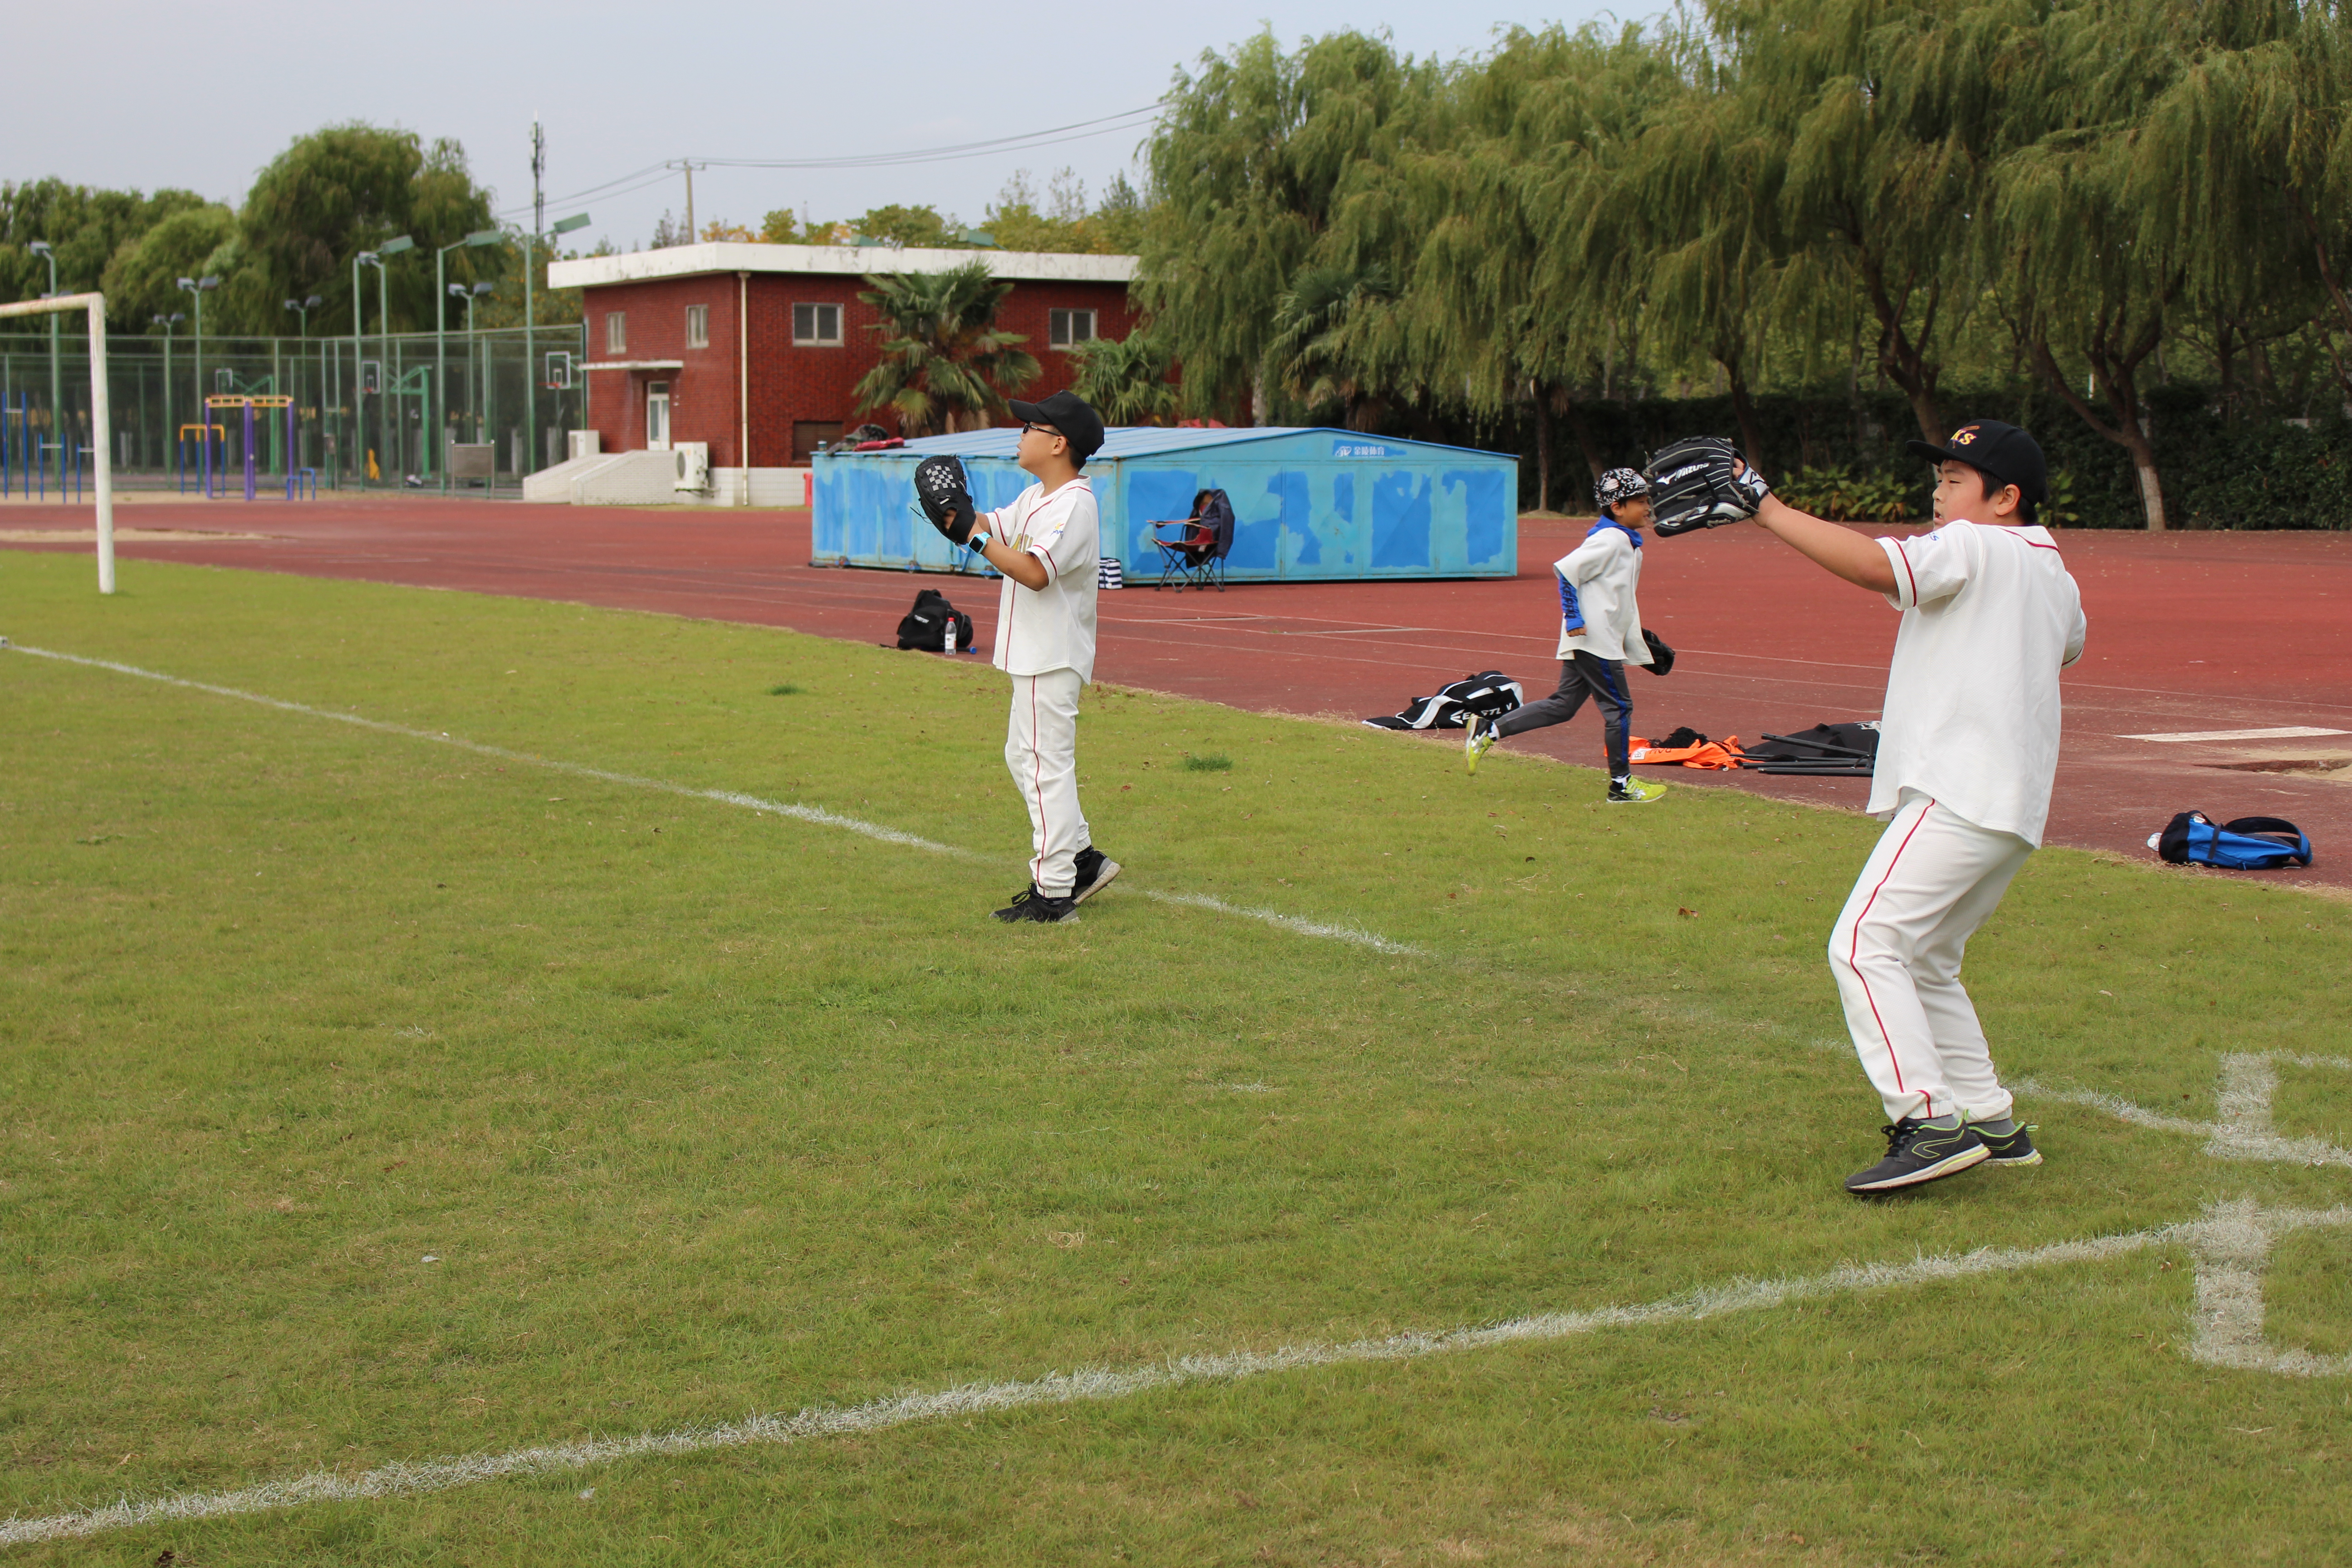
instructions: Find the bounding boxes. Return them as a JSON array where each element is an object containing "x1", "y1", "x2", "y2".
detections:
[
  {"x1": 1005, "y1": 668, "x2": 1090, "y2": 896},
  {"x1": 1827, "y1": 790, "x2": 2033, "y2": 1125}
]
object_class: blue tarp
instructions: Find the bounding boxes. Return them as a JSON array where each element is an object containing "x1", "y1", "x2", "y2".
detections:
[{"x1": 811, "y1": 426, "x2": 1518, "y2": 582}]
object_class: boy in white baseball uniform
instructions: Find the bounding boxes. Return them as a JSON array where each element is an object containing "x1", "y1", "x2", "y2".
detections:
[
  {"x1": 1748, "y1": 420, "x2": 2087, "y2": 1194},
  {"x1": 958, "y1": 390, "x2": 1119, "y2": 924},
  {"x1": 1465, "y1": 467, "x2": 1667, "y2": 804}
]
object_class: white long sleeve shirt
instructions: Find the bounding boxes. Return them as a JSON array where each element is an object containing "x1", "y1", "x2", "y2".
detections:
[{"x1": 1553, "y1": 520, "x2": 1653, "y2": 665}]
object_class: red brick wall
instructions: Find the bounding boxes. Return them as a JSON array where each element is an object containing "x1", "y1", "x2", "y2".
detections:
[{"x1": 584, "y1": 269, "x2": 1139, "y2": 466}]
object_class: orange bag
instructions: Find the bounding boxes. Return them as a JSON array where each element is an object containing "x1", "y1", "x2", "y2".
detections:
[{"x1": 1628, "y1": 735, "x2": 1747, "y2": 769}]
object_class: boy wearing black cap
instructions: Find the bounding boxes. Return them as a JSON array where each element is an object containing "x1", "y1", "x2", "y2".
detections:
[
  {"x1": 1745, "y1": 420, "x2": 2087, "y2": 1194},
  {"x1": 960, "y1": 390, "x2": 1118, "y2": 923}
]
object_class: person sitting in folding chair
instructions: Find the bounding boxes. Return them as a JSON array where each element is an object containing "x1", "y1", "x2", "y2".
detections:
[{"x1": 1150, "y1": 488, "x2": 1236, "y2": 591}]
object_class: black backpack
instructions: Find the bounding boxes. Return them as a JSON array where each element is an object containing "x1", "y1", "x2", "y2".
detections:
[
  {"x1": 896, "y1": 588, "x2": 973, "y2": 652},
  {"x1": 1362, "y1": 670, "x2": 1526, "y2": 731}
]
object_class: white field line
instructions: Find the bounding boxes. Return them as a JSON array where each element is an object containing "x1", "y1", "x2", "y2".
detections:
[
  {"x1": 0, "y1": 1222, "x2": 2188, "y2": 1548},
  {"x1": 1142, "y1": 889, "x2": 1425, "y2": 956},
  {"x1": 2016, "y1": 1067, "x2": 2352, "y2": 1168},
  {"x1": 4, "y1": 642, "x2": 1419, "y2": 956},
  {"x1": 2119, "y1": 726, "x2": 2347, "y2": 743}
]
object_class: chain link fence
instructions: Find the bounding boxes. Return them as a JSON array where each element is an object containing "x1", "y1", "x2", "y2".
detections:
[{"x1": 0, "y1": 323, "x2": 589, "y2": 495}]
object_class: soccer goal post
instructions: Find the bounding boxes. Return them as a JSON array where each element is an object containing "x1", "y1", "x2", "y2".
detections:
[{"x1": 0, "y1": 291, "x2": 114, "y2": 593}]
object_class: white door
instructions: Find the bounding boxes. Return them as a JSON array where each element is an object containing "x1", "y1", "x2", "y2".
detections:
[{"x1": 646, "y1": 381, "x2": 671, "y2": 451}]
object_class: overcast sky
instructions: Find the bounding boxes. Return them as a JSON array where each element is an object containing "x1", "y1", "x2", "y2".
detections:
[{"x1": 21, "y1": 0, "x2": 1642, "y2": 253}]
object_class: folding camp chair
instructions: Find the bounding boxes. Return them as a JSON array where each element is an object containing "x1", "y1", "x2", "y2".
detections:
[{"x1": 1149, "y1": 487, "x2": 1236, "y2": 592}]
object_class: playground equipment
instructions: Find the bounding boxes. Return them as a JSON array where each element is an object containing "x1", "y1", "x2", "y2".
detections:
[
  {"x1": 203, "y1": 394, "x2": 297, "y2": 501},
  {"x1": 179, "y1": 422, "x2": 226, "y2": 496}
]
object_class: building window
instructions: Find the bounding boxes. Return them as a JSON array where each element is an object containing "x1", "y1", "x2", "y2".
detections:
[
  {"x1": 793, "y1": 421, "x2": 844, "y2": 463},
  {"x1": 792, "y1": 303, "x2": 843, "y2": 346},
  {"x1": 685, "y1": 304, "x2": 709, "y2": 348},
  {"x1": 1049, "y1": 309, "x2": 1097, "y2": 348},
  {"x1": 605, "y1": 312, "x2": 627, "y2": 354}
]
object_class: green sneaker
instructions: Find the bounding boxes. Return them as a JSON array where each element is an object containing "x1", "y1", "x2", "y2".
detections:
[
  {"x1": 1465, "y1": 715, "x2": 1497, "y2": 774},
  {"x1": 1607, "y1": 776, "x2": 1667, "y2": 804}
]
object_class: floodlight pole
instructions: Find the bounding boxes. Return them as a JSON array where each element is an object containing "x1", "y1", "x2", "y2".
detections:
[
  {"x1": 372, "y1": 235, "x2": 414, "y2": 482},
  {"x1": 29, "y1": 242, "x2": 58, "y2": 466},
  {"x1": 436, "y1": 230, "x2": 500, "y2": 491},
  {"x1": 152, "y1": 314, "x2": 181, "y2": 472},
  {"x1": 352, "y1": 251, "x2": 370, "y2": 485}
]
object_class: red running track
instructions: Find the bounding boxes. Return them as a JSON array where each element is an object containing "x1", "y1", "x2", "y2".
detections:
[{"x1": 7, "y1": 497, "x2": 2350, "y2": 887}]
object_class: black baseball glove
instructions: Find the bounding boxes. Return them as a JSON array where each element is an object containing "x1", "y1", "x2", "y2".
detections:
[
  {"x1": 1642, "y1": 629, "x2": 1676, "y2": 676},
  {"x1": 1644, "y1": 436, "x2": 1770, "y2": 537},
  {"x1": 913, "y1": 455, "x2": 978, "y2": 546}
]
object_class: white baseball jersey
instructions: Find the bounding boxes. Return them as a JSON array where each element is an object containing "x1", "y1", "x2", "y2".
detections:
[
  {"x1": 1869, "y1": 519, "x2": 2087, "y2": 846},
  {"x1": 985, "y1": 476, "x2": 1100, "y2": 681},
  {"x1": 1552, "y1": 520, "x2": 1653, "y2": 664}
]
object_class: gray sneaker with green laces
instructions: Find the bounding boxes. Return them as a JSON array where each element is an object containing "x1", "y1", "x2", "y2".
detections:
[{"x1": 1970, "y1": 1121, "x2": 2042, "y2": 1166}]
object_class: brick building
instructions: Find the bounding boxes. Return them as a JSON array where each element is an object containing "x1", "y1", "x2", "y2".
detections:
[{"x1": 546, "y1": 243, "x2": 1138, "y2": 469}]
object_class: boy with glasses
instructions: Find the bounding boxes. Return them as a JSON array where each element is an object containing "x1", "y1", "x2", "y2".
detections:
[{"x1": 959, "y1": 391, "x2": 1119, "y2": 922}]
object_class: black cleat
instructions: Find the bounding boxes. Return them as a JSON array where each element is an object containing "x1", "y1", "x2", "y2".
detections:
[
  {"x1": 1972, "y1": 1121, "x2": 2043, "y2": 1166},
  {"x1": 1071, "y1": 846, "x2": 1122, "y2": 906},
  {"x1": 1845, "y1": 1118, "x2": 1991, "y2": 1194},
  {"x1": 994, "y1": 883, "x2": 1077, "y2": 923}
]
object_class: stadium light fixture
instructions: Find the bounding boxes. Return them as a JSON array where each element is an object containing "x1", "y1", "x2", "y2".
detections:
[{"x1": 551, "y1": 213, "x2": 590, "y2": 236}]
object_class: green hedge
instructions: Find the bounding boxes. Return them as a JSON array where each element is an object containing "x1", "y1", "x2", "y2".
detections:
[{"x1": 1416, "y1": 385, "x2": 2352, "y2": 528}]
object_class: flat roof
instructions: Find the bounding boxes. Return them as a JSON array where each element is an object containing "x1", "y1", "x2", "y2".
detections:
[
  {"x1": 852, "y1": 427, "x2": 1510, "y2": 461},
  {"x1": 550, "y1": 243, "x2": 1137, "y2": 290}
]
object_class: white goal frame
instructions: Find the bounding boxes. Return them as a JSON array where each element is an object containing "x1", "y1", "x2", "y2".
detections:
[{"x1": 0, "y1": 291, "x2": 115, "y2": 593}]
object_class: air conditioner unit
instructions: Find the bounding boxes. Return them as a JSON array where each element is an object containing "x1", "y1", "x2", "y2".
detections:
[
  {"x1": 673, "y1": 441, "x2": 711, "y2": 492},
  {"x1": 567, "y1": 430, "x2": 601, "y2": 461}
]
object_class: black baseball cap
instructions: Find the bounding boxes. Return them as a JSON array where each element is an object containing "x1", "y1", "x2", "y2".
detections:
[
  {"x1": 1905, "y1": 419, "x2": 2048, "y2": 505},
  {"x1": 1009, "y1": 390, "x2": 1105, "y2": 465}
]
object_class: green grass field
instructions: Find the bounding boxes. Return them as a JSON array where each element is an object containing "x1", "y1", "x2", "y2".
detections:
[{"x1": 4, "y1": 548, "x2": 2351, "y2": 1566}]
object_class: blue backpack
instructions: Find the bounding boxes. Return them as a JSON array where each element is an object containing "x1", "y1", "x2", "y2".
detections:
[{"x1": 2153, "y1": 813, "x2": 2313, "y2": 871}]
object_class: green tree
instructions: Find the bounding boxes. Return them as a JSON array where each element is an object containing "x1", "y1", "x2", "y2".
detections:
[
  {"x1": 1267, "y1": 263, "x2": 1404, "y2": 428},
  {"x1": 1138, "y1": 29, "x2": 1437, "y2": 421},
  {"x1": 2132, "y1": 0, "x2": 2352, "y2": 408},
  {"x1": 0, "y1": 179, "x2": 211, "y2": 305},
  {"x1": 852, "y1": 260, "x2": 1040, "y2": 435},
  {"x1": 237, "y1": 125, "x2": 500, "y2": 337},
  {"x1": 1068, "y1": 331, "x2": 1180, "y2": 425},
  {"x1": 1390, "y1": 23, "x2": 1676, "y2": 506},
  {"x1": 1624, "y1": 28, "x2": 1788, "y2": 470},
  {"x1": 1720, "y1": 0, "x2": 2024, "y2": 444},
  {"x1": 1992, "y1": 0, "x2": 2207, "y2": 530},
  {"x1": 98, "y1": 203, "x2": 239, "y2": 328},
  {"x1": 853, "y1": 205, "x2": 966, "y2": 249}
]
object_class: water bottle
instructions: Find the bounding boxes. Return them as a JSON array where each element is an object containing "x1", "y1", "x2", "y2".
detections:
[{"x1": 943, "y1": 613, "x2": 958, "y2": 654}]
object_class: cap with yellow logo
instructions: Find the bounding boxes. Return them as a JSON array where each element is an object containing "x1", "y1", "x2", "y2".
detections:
[{"x1": 1905, "y1": 419, "x2": 2048, "y2": 505}]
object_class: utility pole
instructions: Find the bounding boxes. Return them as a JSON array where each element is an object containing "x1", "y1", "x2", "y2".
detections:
[
  {"x1": 667, "y1": 160, "x2": 701, "y2": 245},
  {"x1": 532, "y1": 117, "x2": 546, "y2": 246}
]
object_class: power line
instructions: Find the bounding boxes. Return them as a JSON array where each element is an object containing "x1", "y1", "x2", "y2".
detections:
[{"x1": 495, "y1": 103, "x2": 1165, "y2": 221}]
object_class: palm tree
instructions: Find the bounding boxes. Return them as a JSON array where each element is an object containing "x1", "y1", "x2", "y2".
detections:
[
  {"x1": 1068, "y1": 331, "x2": 1180, "y2": 426},
  {"x1": 853, "y1": 261, "x2": 1040, "y2": 435}
]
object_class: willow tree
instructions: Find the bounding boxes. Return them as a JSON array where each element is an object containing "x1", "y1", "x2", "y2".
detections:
[
  {"x1": 1138, "y1": 29, "x2": 1439, "y2": 422},
  {"x1": 1719, "y1": 0, "x2": 2024, "y2": 444},
  {"x1": 2132, "y1": 0, "x2": 2352, "y2": 407},
  {"x1": 1391, "y1": 23, "x2": 1680, "y2": 509},
  {"x1": 1617, "y1": 25, "x2": 1787, "y2": 470},
  {"x1": 853, "y1": 262, "x2": 1040, "y2": 436}
]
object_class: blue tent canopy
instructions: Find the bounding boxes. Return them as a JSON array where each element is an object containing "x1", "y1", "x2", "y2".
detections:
[{"x1": 812, "y1": 426, "x2": 1519, "y2": 582}]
